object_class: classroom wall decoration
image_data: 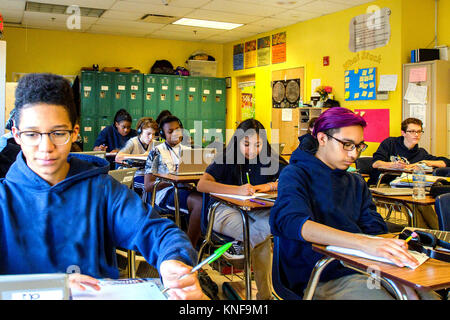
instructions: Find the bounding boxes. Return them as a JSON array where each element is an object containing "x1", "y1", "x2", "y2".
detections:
[
  {"x1": 233, "y1": 43, "x2": 244, "y2": 71},
  {"x1": 244, "y1": 40, "x2": 257, "y2": 69},
  {"x1": 354, "y1": 108, "x2": 389, "y2": 143},
  {"x1": 257, "y1": 36, "x2": 270, "y2": 66},
  {"x1": 344, "y1": 67, "x2": 377, "y2": 101},
  {"x1": 271, "y1": 32, "x2": 286, "y2": 64}
]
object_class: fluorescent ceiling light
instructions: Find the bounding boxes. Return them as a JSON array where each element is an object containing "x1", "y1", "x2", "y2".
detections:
[
  {"x1": 25, "y1": 1, "x2": 105, "y2": 18},
  {"x1": 172, "y1": 18, "x2": 242, "y2": 30}
]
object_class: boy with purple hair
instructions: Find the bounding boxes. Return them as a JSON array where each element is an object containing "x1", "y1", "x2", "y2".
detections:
[{"x1": 270, "y1": 107, "x2": 439, "y2": 300}]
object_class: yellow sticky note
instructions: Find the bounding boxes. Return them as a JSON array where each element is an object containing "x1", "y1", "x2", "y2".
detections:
[
  {"x1": 345, "y1": 71, "x2": 349, "y2": 76},
  {"x1": 359, "y1": 82, "x2": 364, "y2": 88},
  {"x1": 369, "y1": 74, "x2": 374, "y2": 81},
  {"x1": 345, "y1": 91, "x2": 350, "y2": 99},
  {"x1": 363, "y1": 83, "x2": 368, "y2": 89},
  {"x1": 362, "y1": 70, "x2": 367, "y2": 76},
  {"x1": 362, "y1": 91, "x2": 367, "y2": 97},
  {"x1": 369, "y1": 82, "x2": 375, "y2": 88},
  {"x1": 345, "y1": 83, "x2": 350, "y2": 89},
  {"x1": 354, "y1": 93, "x2": 360, "y2": 99},
  {"x1": 368, "y1": 92, "x2": 373, "y2": 98},
  {"x1": 354, "y1": 68, "x2": 359, "y2": 74},
  {"x1": 369, "y1": 68, "x2": 374, "y2": 74},
  {"x1": 345, "y1": 77, "x2": 350, "y2": 82}
]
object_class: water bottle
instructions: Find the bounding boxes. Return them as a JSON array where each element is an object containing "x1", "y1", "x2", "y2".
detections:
[{"x1": 412, "y1": 165, "x2": 426, "y2": 200}]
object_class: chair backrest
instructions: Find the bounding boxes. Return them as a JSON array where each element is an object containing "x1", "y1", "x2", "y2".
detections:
[
  {"x1": 435, "y1": 193, "x2": 450, "y2": 231},
  {"x1": 433, "y1": 167, "x2": 450, "y2": 177},
  {"x1": 108, "y1": 168, "x2": 138, "y2": 189},
  {"x1": 272, "y1": 236, "x2": 302, "y2": 300},
  {"x1": 355, "y1": 156, "x2": 373, "y2": 175}
]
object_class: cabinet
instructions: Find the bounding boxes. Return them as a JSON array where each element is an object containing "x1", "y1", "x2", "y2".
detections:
[{"x1": 402, "y1": 60, "x2": 450, "y2": 156}]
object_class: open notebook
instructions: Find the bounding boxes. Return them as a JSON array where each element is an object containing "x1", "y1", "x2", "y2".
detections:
[{"x1": 210, "y1": 192, "x2": 269, "y2": 201}]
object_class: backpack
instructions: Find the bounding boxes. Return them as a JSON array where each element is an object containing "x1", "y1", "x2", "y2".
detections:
[
  {"x1": 175, "y1": 66, "x2": 189, "y2": 76},
  {"x1": 430, "y1": 179, "x2": 450, "y2": 198},
  {"x1": 150, "y1": 60, "x2": 175, "y2": 75}
]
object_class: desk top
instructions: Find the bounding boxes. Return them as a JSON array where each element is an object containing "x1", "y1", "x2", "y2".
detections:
[
  {"x1": 371, "y1": 193, "x2": 436, "y2": 205},
  {"x1": 312, "y1": 234, "x2": 450, "y2": 291},
  {"x1": 152, "y1": 172, "x2": 202, "y2": 183},
  {"x1": 210, "y1": 192, "x2": 276, "y2": 210},
  {"x1": 377, "y1": 166, "x2": 433, "y2": 174}
]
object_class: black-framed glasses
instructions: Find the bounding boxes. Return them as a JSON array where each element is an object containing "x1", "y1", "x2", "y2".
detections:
[
  {"x1": 405, "y1": 130, "x2": 424, "y2": 135},
  {"x1": 325, "y1": 133, "x2": 368, "y2": 153},
  {"x1": 17, "y1": 130, "x2": 74, "y2": 146}
]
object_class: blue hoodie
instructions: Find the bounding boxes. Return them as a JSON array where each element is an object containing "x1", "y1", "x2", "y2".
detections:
[
  {"x1": 269, "y1": 148, "x2": 387, "y2": 295},
  {"x1": 94, "y1": 125, "x2": 137, "y2": 152},
  {"x1": 0, "y1": 152, "x2": 196, "y2": 278}
]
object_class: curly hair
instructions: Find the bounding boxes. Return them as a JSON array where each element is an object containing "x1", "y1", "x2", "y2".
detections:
[{"x1": 14, "y1": 73, "x2": 77, "y2": 127}]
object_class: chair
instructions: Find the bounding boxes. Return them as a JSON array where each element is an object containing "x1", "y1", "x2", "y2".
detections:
[
  {"x1": 433, "y1": 167, "x2": 450, "y2": 177},
  {"x1": 271, "y1": 236, "x2": 302, "y2": 300},
  {"x1": 355, "y1": 156, "x2": 373, "y2": 175},
  {"x1": 434, "y1": 193, "x2": 450, "y2": 231}
]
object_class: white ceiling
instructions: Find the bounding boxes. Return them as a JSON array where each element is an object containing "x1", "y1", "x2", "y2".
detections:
[{"x1": 0, "y1": 0, "x2": 373, "y2": 43}]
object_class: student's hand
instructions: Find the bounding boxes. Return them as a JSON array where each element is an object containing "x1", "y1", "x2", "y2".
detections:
[
  {"x1": 237, "y1": 184, "x2": 256, "y2": 196},
  {"x1": 159, "y1": 260, "x2": 209, "y2": 300},
  {"x1": 110, "y1": 149, "x2": 120, "y2": 153},
  {"x1": 68, "y1": 273, "x2": 101, "y2": 292},
  {"x1": 94, "y1": 144, "x2": 108, "y2": 151},
  {"x1": 390, "y1": 161, "x2": 407, "y2": 169},
  {"x1": 254, "y1": 183, "x2": 273, "y2": 193},
  {"x1": 360, "y1": 237, "x2": 419, "y2": 268}
]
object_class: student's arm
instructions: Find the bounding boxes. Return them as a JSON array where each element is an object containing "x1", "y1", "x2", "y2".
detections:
[
  {"x1": 144, "y1": 172, "x2": 172, "y2": 192},
  {"x1": 115, "y1": 139, "x2": 134, "y2": 162},
  {"x1": 93, "y1": 127, "x2": 109, "y2": 151},
  {"x1": 143, "y1": 148, "x2": 172, "y2": 192},
  {"x1": 197, "y1": 172, "x2": 255, "y2": 195},
  {"x1": 371, "y1": 138, "x2": 407, "y2": 169}
]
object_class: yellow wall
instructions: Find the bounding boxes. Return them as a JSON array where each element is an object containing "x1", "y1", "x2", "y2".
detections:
[
  {"x1": 222, "y1": 0, "x2": 442, "y2": 156},
  {"x1": 3, "y1": 26, "x2": 224, "y2": 82},
  {"x1": 438, "y1": 0, "x2": 450, "y2": 46}
]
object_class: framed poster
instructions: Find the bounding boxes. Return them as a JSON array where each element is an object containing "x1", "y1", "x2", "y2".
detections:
[
  {"x1": 272, "y1": 32, "x2": 286, "y2": 64},
  {"x1": 244, "y1": 40, "x2": 257, "y2": 69},
  {"x1": 233, "y1": 43, "x2": 244, "y2": 71},
  {"x1": 257, "y1": 36, "x2": 270, "y2": 66}
]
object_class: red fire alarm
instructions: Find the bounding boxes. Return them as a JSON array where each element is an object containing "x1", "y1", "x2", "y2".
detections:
[{"x1": 323, "y1": 56, "x2": 330, "y2": 66}]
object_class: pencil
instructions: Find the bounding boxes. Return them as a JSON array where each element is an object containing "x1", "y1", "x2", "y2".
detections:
[
  {"x1": 405, "y1": 231, "x2": 418, "y2": 243},
  {"x1": 246, "y1": 172, "x2": 250, "y2": 184}
]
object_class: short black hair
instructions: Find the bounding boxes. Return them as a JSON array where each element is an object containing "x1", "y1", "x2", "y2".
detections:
[
  {"x1": 113, "y1": 109, "x2": 132, "y2": 124},
  {"x1": 156, "y1": 110, "x2": 172, "y2": 125},
  {"x1": 14, "y1": 73, "x2": 77, "y2": 127},
  {"x1": 159, "y1": 115, "x2": 182, "y2": 131}
]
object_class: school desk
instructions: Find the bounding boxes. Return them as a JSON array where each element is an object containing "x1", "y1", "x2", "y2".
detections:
[
  {"x1": 376, "y1": 166, "x2": 433, "y2": 187},
  {"x1": 206, "y1": 192, "x2": 276, "y2": 300},
  {"x1": 303, "y1": 234, "x2": 450, "y2": 300}
]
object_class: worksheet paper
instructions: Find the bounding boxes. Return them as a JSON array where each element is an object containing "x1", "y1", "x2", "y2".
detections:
[
  {"x1": 377, "y1": 74, "x2": 398, "y2": 91},
  {"x1": 210, "y1": 193, "x2": 269, "y2": 200},
  {"x1": 404, "y1": 83, "x2": 427, "y2": 104}
]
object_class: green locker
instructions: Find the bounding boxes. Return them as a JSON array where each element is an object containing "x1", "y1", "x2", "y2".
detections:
[
  {"x1": 157, "y1": 75, "x2": 173, "y2": 113},
  {"x1": 143, "y1": 74, "x2": 159, "y2": 119},
  {"x1": 80, "y1": 71, "x2": 98, "y2": 117},
  {"x1": 214, "y1": 120, "x2": 226, "y2": 145},
  {"x1": 112, "y1": 72, "x2": 129, "y2": 116},
  {"x1": 128, "y1": 73, "x2": 143, "y2": 119},
  {"x1": 97, "y1": 72, "x2": 114, "y2": 117},
  {"x1": 80, "y1": 116, "x2": 97, "y2": 151},
  {"x1": 186, "y1": 77, "x2": 201, "y2": 122},
  {"x1": 172, "y1": 76, "x2": 186, "y2": 123},
  {"x1": 200, "y1": 78, "x2": 213, "y2": 121},
  {"x1": 98, "y1": 116, "x2": 112, "y2": 133},
  {"x1": 213, "y1": 78, "x2": 226, "y2": 121}
]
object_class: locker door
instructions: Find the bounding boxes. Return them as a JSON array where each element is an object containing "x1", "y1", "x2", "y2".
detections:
[
  {"x1": 200, "y1": 78, "x2": 213, "y2": 121},
  {"x1": 98, "y1": 116, "x2": 112, "y2": 132},
  {"x1": 186, "y1": 77, "x2": 200, "y2": 122},
  {"x1": 97, "y1": 72, "x2": 114, "y2": 117},
  {"x1": 173, "y1": 76, "x2": 186, "y2": 122},
  {"x1": 213, "y1": 78, "x2": 226, "y2": 121},
  {"x1": 128, "y1": 73, "x2": 143, "y2": 119},
  {"x1": 143, "y1": 74, "x2": 159, "y2": 119},
  {"x1": 80, "y1": 116, "x2": 97, "y2": 151},
  {"x1": 158, "y1": 75, "x2": 173, "y2": 113},
  {"x1": 80, "y1": 71, "x2": 98, "y2": 118},
  {"x1": 112, "y1": 72, "x2": 128, "y2": 116}
]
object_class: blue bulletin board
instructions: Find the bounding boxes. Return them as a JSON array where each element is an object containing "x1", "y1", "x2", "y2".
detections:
[{"x1": 344, "y1": 67, "x2": 376, "y2": 101}]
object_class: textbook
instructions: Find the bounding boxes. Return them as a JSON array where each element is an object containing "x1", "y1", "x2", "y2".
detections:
[
  {"x1": 71, "y1": 278, "x2": 167, "y2": 300},
  {"x1": 325, "y1": 246, "x2": 429, "y2": 270}
]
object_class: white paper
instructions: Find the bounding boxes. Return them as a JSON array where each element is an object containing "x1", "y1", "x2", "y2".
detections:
[
  {"x1": 404, "y1": 83, "x2": 427, "y2": 104},
  {"x1": 311, "y1": 79, "x2": 321, "y2": 96},
  {"x1": 378, "y1": 74, "x2": 397, "y2": 91},
  {"x1": 410, "y1": 104, "x2": 427, "y2": 128},
  {"x1": 326, "y1": 246, "x2": 429, "y2": 270},
  {"x1": 281, "y1": 108, "x2": 293, "y2": 122},
  {"x1": 210, "y1": 192, "x2": 269, "y2": 201}
]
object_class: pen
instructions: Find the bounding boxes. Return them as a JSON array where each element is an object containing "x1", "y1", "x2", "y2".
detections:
[
  {"x1": 161, "y1": 242, "x2": 233, "y2": 294},
  {"x1": 249, "y1": 198, "x2": 266, "y2": 205},
  {"x1": 405, "y1": 231, "x2": 418, "y2": 244},
  {"x1": 246, "y1": 172, "x2": 250, "y2": 184}
]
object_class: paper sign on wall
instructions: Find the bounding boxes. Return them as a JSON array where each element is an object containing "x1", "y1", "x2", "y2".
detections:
[
  {"x1": 409, "y1": 67, "x2": 427, "y2": 82},
  {"x1": 281, "y1": 108, "x2": 293, "y2": 122},
  {"x1": 378, "y1": 75, "x2": 398, "y2": 91},
  {"x1": 354, "y1": 109, "x2": 390, "y2": 143},
  {"x1": 410, "y1": 104, "x2": 427, "y2": 128}
]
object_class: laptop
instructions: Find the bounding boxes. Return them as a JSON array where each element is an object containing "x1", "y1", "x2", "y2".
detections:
[
  {"x1": 369, "y1": 187, "x2": 415, "y2": 196},
  {"x1": 108, "y1": 168, "x2": 138, "y2": 188},
  {"x1": 171, "y1": 148, "x2": 216, "y2": 176},
  {"x1": 71, "y1": 151, "x2": 106, "y2": 159},
  {"x1": 0, "y1": 273, "x2": 69, "y2": 300},
  {"x1": 403, "y1": 227, "x2": 450, "y2": 245}
]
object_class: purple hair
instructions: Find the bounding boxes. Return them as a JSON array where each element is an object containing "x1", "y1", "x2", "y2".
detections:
[{"x1": 312, "y1": 107, "x2": 366, "y2": 138}]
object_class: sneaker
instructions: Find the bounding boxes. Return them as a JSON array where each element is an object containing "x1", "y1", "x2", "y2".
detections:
[{"x1": 222, "y1": 241, "x2": 244, "y2": 260}]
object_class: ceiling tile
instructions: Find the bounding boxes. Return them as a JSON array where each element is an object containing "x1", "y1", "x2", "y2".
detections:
[
  {"x1": 22, "y1": 11, "x2": 98, "y2": 30},
  {"x1": 328, "y1": 0, "x2": 372, "y2": 6},
  {"x1": 121, "y1": 0, "x2": 211, "y2": 8},
  {"x1": 1, "y1": 9, "x2": 24, "y2": 23},
  {"x1": 109, "y1": 1, "x2": 194, "y2": 16},
  {"x1": 94, "y1": 17, "x2": 165, "y2": 31},
  {"x1": 185, "y1": 9, "x2": 262, "y2": 24},
  {"x1": 99, "y1": 10, "x2": 143, "y2": 20},
  {"x1": 244, "y1": 0, "x2": 315, "y2": 9},
  {"x1": 157, "y1": 24, "x2": 223, "y2": 36},
  {"x1": 201, "y1": 0, "x2": 286, "y2": 17},
  {"x1": 275, "y1": 8, "x2": 321, "y2": 21},
  {"x1": 0, "y1": 0, "x2": 25, "y2": 11},
  {"x1": 295, "y1": 0, "x2": 351, "y2": 14}
]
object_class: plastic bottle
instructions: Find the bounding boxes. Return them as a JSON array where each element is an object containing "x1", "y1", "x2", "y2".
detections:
[{"x1": 412, "y1": 165, "x2": 426, "y2": 200}]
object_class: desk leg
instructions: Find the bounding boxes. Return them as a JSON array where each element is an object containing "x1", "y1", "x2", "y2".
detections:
[
  {"x1": 127, "y1": 250, "x2": 136, "y2": 279},
  {"x1": 151, "y1": 179, "x2": 161, "y2": 207},
  {"x1": 303, "y1": 256, "x2": 336, "y2": 300},
  {"x1": 403, "y1": 203, "x2": 415, "y2": 227},
  {"x1": 382, "y1": 278, "x2": 409, "y2": 300},
  {"x1": 239, "y1": 208, "x2": 252, "y2": 300},
  {"x1": 376, "y1": 173, "x2": 386, "y2": 188},
  {"x1": 197, "y1": 201, "x2": 220, "y2": 265},
  {"x1": 171, "y1": 182, "x2": 181, "y2": 227}
]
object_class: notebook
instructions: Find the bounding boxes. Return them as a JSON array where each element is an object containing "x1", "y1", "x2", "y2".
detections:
[
  {"x1": 210, "y1": 192, "x2": 269, "y2": 201},
  {"x1": 171, "y1": 148, "x2": 216, "y2": 176},
  {"x1": 0, "y1": 273, "x2": 69, "y2": 300},
  {"x1": 369, "y1": 187, "x2": 415, "y2": 196}
]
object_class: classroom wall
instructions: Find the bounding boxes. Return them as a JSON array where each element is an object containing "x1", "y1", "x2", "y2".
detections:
[
  {"x1": 3, "y1": 26, "x2": 224, "y2": 82},
  {"x1": 222, "y1": 0, "x2": 445, "y2": 156},
  {"x1": 437, "y1": 0, "x2": 450, "y2": 46}
]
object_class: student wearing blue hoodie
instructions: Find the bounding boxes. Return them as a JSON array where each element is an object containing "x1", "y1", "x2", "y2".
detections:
[
  {"x1": 1, "y1": 73, "x2": 206, "y2": 300},
  {"x1": 270, "y1": 107, "x2": 439, "y2": 300}
]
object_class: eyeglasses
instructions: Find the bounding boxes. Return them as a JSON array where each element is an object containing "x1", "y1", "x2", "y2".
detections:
[
  {"x1": 325, "y1": 133, "x2": 368, "y2": 153},
  {"x1": 17, "y1": 130, "x2": 74, "y2": 146},
  {"x1": 405, "y1": 130, "x2": 424, "y2": 135}
]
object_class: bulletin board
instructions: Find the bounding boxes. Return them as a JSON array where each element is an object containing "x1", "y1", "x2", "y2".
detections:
[{"x1": 344, "y1": 67, "x2": 377, "y2": 101}]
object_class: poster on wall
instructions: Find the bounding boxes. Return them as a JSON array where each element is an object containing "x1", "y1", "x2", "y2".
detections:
[
  {"x1": 348, "y1": 7, "x2": 391, "y2": 52},
  {"x1": 241, "y1": 92, "x2": 255, "y2": 120},
  {"x1": 344, "y1": 67, "x2": 377, "y2": 101},
  {"x1": 354, "y1": 108, "x2": 390, "y2": 143},
  {"x1": 233, "y1": 43, "x2": 244, "y2": 71},
  {"x1": 257, "y1": 36, "x2": 270, "y2": 66},
  {"x1": 271, "y1": 32, "x2": 286, "y2": 64},
  {"x1": 244, "y1": 40, "x2": 257, "y2": 69}
]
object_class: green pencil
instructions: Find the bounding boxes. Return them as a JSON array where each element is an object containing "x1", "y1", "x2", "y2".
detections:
[
  {"x1": 246, "y1": 172, "x2": 250, "y2": 184},
  {"x1": 161, "y1": 242, "x2": 232, "y2": 293}
]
